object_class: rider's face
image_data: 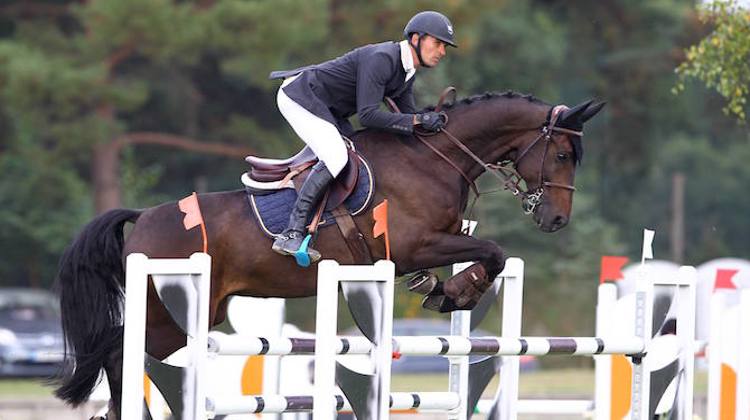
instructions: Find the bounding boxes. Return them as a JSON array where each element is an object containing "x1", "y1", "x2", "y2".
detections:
[{"x1": 411, "y1": 34, "x2": 447, "y2": 67}]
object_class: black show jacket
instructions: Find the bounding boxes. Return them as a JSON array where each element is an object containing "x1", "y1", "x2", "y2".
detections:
[{"x1": 270, "y1": 41, "x2": 417, "y2": 136}]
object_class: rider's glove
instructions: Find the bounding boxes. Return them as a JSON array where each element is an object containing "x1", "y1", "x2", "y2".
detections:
[{"x1": 416, "y1": 111, "x2": 447, "y2": 132}]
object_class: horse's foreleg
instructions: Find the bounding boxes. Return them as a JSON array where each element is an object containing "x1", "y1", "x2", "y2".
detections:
[
  {"x1": 403, "y1": 233, "x2": 506, "y2": 312},
  {"x1": 405, "y1": 232, "x2": 506, "y2": 277}
]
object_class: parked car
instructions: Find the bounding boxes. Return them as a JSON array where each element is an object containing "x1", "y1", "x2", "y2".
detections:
[
  {"x1": 342, "y1": 318, "x2": 538, "y2": 373},
  {"x1": 0, "y1": 288, "x2": 64, "y2": 377}
]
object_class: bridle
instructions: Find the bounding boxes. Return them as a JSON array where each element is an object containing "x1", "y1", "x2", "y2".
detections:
[
  {"x1": 490, "y1": 105, "x2": 582, "y2": 214},
  {"x1": 402, "y1": 89, "x2": 583, "y2": 216}
]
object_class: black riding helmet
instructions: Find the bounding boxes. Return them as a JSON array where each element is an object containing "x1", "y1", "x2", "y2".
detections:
[{"x1": 403, "y1": 11, "x2": 456, "y2": 67}]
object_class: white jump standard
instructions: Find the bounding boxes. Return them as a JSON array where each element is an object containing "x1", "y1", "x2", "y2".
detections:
[{"x1": 120, "y1": 253, "x2": 696, "y2": 420}]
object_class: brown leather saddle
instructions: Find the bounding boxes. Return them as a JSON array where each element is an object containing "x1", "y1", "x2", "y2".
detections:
[
  {"x1": 243, "y1": 146, "x2": 375, "y2": 264},
  {"x1": 244, "y1": 147, "x2": 362, "y2": 212}
]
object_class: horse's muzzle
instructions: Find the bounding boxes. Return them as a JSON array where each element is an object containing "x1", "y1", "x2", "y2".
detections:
[{"x1": 534, "y1": 207, "x2": 569, "y2": 233}]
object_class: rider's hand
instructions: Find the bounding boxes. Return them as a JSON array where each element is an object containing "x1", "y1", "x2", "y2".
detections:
[{"x1": 415, "y1": 111, "x2": 447, "y2": 132}]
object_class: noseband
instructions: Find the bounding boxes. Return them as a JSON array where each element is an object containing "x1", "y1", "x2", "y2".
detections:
[{"x1": 412, "y1": 96, "x2": 582, "y2": 216}]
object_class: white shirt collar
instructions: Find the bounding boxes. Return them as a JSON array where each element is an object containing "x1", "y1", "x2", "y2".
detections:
[{"x1": 399, "y1": 40, "x2": 416, "y2": 82}]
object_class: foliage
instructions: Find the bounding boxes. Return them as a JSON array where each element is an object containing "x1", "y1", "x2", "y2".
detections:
[
  {"x1": 0, "y1": 144, "x2": 91, "y2": 287},
  {"x1": 0, "y1": 0, "x2": 329, "y2": 287},
  {"x1": 675, "y1": 0, "x2": 750, "y2": 121},
  {"x1": 0, "y1": 0, "x2": 748, "y2": 335},
  {"x1": 649, "y1": 133, "x2": 750, "y2": 261}
]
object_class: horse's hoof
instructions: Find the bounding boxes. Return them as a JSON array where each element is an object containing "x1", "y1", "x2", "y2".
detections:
[
  {"x1": 422, "y1": 294, "x2": 461, "y2": 312},
  {"x1": 421, "y1": 294, "x2": 445, "y2": 312},
  {"x1": 422, "y1": 294, "x2": 465, "y2": 313},
  {"x1": 407, "y1": 270, "x2": 438, "y2": 295}
]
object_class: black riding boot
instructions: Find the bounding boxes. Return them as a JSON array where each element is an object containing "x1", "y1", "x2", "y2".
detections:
[{"x1": 272, "y1": 161, "x2": 334, "y2": 262}]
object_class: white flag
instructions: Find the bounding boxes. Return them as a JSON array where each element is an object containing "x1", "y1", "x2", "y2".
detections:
[{"x1": 641, "y1": 229, "x2": 655, "y2": 263}]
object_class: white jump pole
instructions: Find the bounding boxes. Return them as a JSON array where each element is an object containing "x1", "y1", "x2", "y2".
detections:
[
  {"x1": 670, "y1": 266, "x2": 697, "y2": 420},
  {"x1": 448, "y1": 219, "x2": 478, "y2": 420},
  {"x1": 498, "y1": 257, "x2": 524, "y2": 419},
  {"x1": 121, "y1": 252, "x2": 212, "y2": 420},
  {"x1": 594, "y1": 281, "x2": 618, "y2": 419},
  {"x1": 707, "y1": 288, "x2": 727, "y2": 420},
  {"x1": 708, "y1": 286, "x2": 750, "y2": 420},
  {"x1": 313, "y1": 259, "x2": 395, "y2": 420},
  {"x1": 737, "y1": 289, "x2": 750, "y2": 420}
]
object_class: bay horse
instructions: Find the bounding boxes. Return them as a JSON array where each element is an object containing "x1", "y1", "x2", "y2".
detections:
[{"x1": 54, "y1": 91, "x2": 603, "y2": 418}]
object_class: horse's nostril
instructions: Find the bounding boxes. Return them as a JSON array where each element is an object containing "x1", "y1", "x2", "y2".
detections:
[{"x1": 553, "y1": 215, "x2": 568, "y2": 228}]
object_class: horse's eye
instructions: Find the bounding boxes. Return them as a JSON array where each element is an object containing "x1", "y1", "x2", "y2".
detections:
[{"x1": 556, "y1": 152, "x2": 570, "y2": 162}]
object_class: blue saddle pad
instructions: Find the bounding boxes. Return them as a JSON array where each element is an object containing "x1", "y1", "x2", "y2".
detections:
[{"x1": 247, "y1": 159, "x2": 374, "y2": 238}]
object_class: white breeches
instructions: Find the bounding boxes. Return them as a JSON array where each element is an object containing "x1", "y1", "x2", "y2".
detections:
[{"x1": 277, "y1": 76, "x2": 348, "y2": 177}]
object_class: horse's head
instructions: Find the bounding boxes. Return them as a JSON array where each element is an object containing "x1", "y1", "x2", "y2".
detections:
[
  {"x1": 410, "y1": 92, "x2": 604, "y2": 233},
  {"x1": 509, "y1": 100, "x2": 605, "y2": 232}
]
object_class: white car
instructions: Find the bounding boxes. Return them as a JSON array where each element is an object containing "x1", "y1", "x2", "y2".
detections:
[{"x1": 0, "y1": 288, "x2": 64, "y2": 377}]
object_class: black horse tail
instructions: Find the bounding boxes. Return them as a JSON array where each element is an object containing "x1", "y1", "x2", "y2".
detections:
[{"x1": 54, "y1": 208, "x2": 142, "y2": 406}]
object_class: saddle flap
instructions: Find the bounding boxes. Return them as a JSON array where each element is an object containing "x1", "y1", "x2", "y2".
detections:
[
  {"x1": 246, "y1": 155, "x2": 374, "y2": 239},
  {"x1": 327, "y1": 149, "x2": 361, "y2": 210},
  {"x1": 288, "y1": 149, "x2": 360, "y2": 210}
]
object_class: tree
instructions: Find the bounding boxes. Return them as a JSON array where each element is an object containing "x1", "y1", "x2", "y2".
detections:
[
  {"x1": 0, "y1": 0, "x2": 328, "y2": 286},
  {"x1": 675, "y1": 0, "x2": 750, "y2": 121},
  {"x1": 0, "y1": 0, "x2": 330, "y2": 213}
]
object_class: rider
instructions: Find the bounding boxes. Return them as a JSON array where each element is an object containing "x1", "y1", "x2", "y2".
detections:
[{"x1": 269, "y1": 10, "x2": 457, "y2": 262}]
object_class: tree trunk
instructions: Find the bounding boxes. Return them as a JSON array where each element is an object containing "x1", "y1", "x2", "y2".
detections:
[
  {"x1": 91, "y1": 132, "x2": 257, "y2": 214},
  {"x1": 670, "y1": 172, "x2": 685, "y2": 263},
  {"x1": 92, "y1": 142, "x2": 122, "y2": 213}
]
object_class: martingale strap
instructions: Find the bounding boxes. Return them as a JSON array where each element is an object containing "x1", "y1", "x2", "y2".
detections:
[
  {"x1": 414, "y1": 133, "x2": 481, "y2": 197},
  {"x1": 386, "y1": 93, "x2": 480, "y2": 197}
]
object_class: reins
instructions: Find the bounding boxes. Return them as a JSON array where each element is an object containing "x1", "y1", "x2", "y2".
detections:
[{"x1": 388, "y1": 87, "x2": 583, "y2": 219}]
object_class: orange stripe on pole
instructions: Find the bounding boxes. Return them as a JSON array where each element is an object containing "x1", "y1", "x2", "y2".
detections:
[
  {"x1": 143, "y1": 374, "x2": 151, "y2": 407},
  {"x1": 241, "y1": 355, "x2": 265, "y2": 395},
  {"x1": 720, "y1": 363, "x2": 737, "y2": 420},
  {"x1": 610, "y1": 354, "x2": 632, "y2": 419}
]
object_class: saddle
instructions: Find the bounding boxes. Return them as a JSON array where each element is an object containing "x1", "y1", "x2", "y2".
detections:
[
  {"x1": 242, "y1": 145, "x2": 375, "y2": 264},
  {"x1": 242, "y1": 146, "x2": 362, "y2": 211}
]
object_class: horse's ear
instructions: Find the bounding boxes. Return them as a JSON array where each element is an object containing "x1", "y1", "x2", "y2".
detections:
[
  {"x1": 559, "y1": 100, "x2": 592, "y2": 121},
  {"x1": 557, "y1": 100, "x2": 592, "y2": 130},
  {"x1": 580, "y1": 101, "x2": 605, "y2": 123}
]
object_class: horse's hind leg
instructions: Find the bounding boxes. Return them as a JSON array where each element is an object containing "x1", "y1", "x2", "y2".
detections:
[
  {"x1": 98, "y1": 288, "x2": 188, "y2": 419},
  {"x1": 101, "y1": 330, "x2": 123, "y2": 420}
]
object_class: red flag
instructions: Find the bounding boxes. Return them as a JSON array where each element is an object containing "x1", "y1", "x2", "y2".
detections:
[
  {"x1": 372, "y1": 199, "x2": 390, "y2": 260},
  {"x1": 600, "y1": 256, "x2": 629, "y2": 283},
  {"x1": 714, "y1": 269, "x2": 739, "y2": 291},
  {"x1": 178, "y1": 192, "x2": 208, "y2": 253}
]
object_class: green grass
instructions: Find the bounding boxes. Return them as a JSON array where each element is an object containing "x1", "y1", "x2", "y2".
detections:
[
  {"x1": 392, "y1": 369, "x2": 596, "y2": 396},
  {"x1": 0, "y1": 368, "x2": 708, "y2": 399},
  {"x1": 0, "y1": 378, "x2": 56, "y2": 398},
  {"x1": 393, "y1": 368, "x2": 708, "y2": 398}
]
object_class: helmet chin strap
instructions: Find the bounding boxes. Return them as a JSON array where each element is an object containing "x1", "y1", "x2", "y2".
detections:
[{"x1": 410, "y1": 34, "x2": 432, "y2": 68}]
